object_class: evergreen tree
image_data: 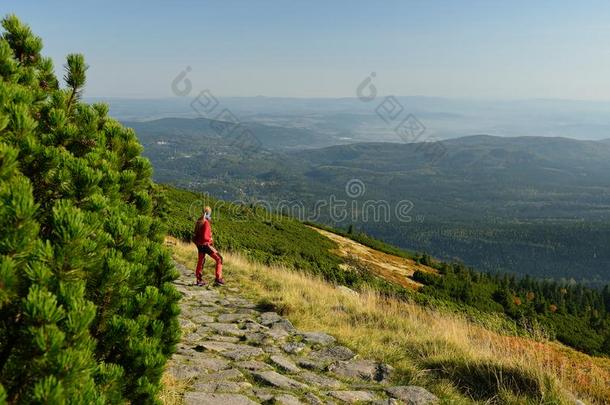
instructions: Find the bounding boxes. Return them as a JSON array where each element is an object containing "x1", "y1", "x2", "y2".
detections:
[{"x1": 0, "y1": 15, "x2": 180, "y2": 403}]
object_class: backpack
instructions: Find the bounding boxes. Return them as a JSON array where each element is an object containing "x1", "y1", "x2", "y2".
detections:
[{"x1": 192, "y1": 219, "x2": 202, "y2": 244}]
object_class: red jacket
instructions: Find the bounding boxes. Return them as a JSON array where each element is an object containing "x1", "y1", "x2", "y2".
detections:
[{"x1": 193, "y1": 218, "x2": 212, "y2": 245}]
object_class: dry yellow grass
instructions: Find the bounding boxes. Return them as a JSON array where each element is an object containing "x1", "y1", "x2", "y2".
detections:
[
  {"x1": 311, "y1": 226, "x2": 437, "y2": 289},
  {"x1": 158, "y1": 371, "x2": 189, "y2": 405},
  {"x1": 166, "y1": 237, "x2": 610, "y2": 404}
]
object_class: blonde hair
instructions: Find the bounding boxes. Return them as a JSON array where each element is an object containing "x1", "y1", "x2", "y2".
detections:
[{"x1": 204, "y1": 206, "x2": 212, "y2": 213}]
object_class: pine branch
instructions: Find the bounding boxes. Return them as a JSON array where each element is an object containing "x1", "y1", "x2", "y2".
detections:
[{"x1": 64, "y1": 54, "x2": 88, "y2": 111}]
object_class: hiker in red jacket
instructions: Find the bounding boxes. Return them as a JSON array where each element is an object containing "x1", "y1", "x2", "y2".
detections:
[{"x1": 193, "y1": 206, "x2": 224, "y2": 286}]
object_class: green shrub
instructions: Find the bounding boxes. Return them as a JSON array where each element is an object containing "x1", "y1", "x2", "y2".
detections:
[{"x1": 0, "y1": 15, "x2": 180, "y2": 403}]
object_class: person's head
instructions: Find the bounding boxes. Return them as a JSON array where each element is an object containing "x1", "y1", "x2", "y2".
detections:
[{"x1": 203, "y1": 206, "x2": 212, "y2": 220}]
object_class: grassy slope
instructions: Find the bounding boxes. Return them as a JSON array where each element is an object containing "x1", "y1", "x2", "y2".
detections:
[
  {"x1": 170, "y1": 238, "x2": 610, "y2": 404},
  {"x1": 160, "y1": 184, "x2": 514, "y2": 326},
  {"x1": 159, "y1": 184, "x2": 412, "y2": 295},
  {"x1": 161, "y1": 185, "x2": 610, "y2": 348},
  {"x1": 161, "y1": 184, "x2": 610, "y2": 402}
]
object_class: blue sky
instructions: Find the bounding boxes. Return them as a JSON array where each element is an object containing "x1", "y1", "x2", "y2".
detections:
[{"x1": 3, "y1": 1, "x2": 610, "y2": 99}]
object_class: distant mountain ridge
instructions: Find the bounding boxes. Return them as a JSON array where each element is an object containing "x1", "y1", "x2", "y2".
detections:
[
  {"x1": 123, "y1": 117, "x2": 352, "y2": 151},
  {"x1": 100, "y1": 96, "x2": 610, "y2": 141}
]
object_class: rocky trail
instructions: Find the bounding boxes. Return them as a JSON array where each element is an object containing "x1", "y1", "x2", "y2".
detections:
[{"x1": 168, "y1": 261, "x2": 439, "y2": 404}]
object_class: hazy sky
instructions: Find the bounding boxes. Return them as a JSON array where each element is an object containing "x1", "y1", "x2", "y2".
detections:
[{"x1": 4, "y1": 1, "x2": 610, "y2": 99}]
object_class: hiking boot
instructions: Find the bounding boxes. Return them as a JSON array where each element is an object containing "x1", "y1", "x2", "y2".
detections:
[
  {"x1": 194, "y1": 280, "x2": 207, "y2": 287},
  {"x1": 214, "y1": 278, "x2": 226, "y2": 286}
]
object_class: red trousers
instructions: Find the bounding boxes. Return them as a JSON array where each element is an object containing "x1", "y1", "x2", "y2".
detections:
[{"x1": 195, "y1": 244, "x2": 223, "y2": 282}]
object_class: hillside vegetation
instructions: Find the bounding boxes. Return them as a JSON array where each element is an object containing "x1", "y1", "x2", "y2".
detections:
[
  {"x1": 161, "y1": 185, "x2": 610, "y2": 358},
  {"x1": 309, "y1": 226, "x2": 437, "y2": 289},
  {"x1": 170, "y1": 238, "x2": 610, "y2": 404}
]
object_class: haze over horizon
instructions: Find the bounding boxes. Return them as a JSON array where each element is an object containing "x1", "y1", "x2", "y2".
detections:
[{"x1": 5, "y1": 0, "x2": 610, "y2": 100}]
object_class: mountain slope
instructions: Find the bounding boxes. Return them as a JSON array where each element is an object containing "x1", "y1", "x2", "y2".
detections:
[
  {"x1": 165, "y1": 256, "x2": 440, "y2": 404},
  {"x1": 161, "y1": 185, "x2": 610, "y2": 358},
  {"x1": 168, "y1": 236, "x2": 610, "y2": 404}
]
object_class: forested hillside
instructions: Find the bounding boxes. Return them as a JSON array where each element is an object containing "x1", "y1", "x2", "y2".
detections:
[
  {"x1": 160, "y1": 185, "x2": 610, "y2": 357},
  {"x1": 132, "y1": 117, "x2": 610, "y2": 286}
]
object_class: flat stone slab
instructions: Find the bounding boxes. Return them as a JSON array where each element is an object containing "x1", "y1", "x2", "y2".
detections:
[
  {"x1": 273, "y1": 319, "x2": 297, "y2": 333},
  {"x1": 207, "y1": 334, "x2": 242, "y2": 343},
  {"x1": 297, "y1": 357, "x2": 329, "y2": 371},
  {"x1": 304, "y1": 393, "x2": 324, "y2": 405},
  {"x1": 175, "y1": 345, "x2": 201, "y2": 358},
  {"x1": 297, "y1": 346, "x2": 355, "y2": 371},
  {"x1": 328, "y1": 390, "x2": 379, "y2": 403},
  {"x1": 260, "y1": 311, "x2": 283, "y2": 325},
  {"x1": 274, "y1": 393, "x2": 305, "y2": 405},
  {"x1": 251, "y1": 370, "x2": 308, "y2": 390},
  {"x1": 218, "y1": 313, "x2": 255, "y2": 323},
  {"x1": 253, "y1": 388, "x2": 275, "y2": 402},
  {"x1": 235, "y1": 360, "x2": 273, "y2": 371},
  {"x1": 243, "y1": 321, "x2": 269, "y2": 333},
  {"x1": 190, "y1": 313, "x2": 216, "y2": 324},
  {"x1": 266, "y1": 326, "x2": 290, "y2": 340},
  {"x1": 207, "y1": 322, "x2": 246, "y2": 337},
  {"x1": 193, "y1": 290, "x2": 222, "y2": 302},
  {"x1": 309, "y1": 345, "x2": 356, "y2": 362},
  {"x1": 222, "y1": 297, "x2": 257, "y2": 308},
  {"x1": 329, "y1": 359, "x2": 393, "y2": 383},
  {"x1": 191, "y1": 380, "x2": 252, "y2": 393},
  {"x1": 179, "y1": 304, "x2": 221, "y2": 315},
  {"x1": 198, "y1": 340, "x2": 241, "y2": 352},
  {"x1": 199, "y1": 305, "x2": 221, "y2": 313},
  {"x1": 300, "y1": 331, "x2": 336, "y2": 346},
  {"x1": 194, "y1": 326, "x2": 213, "y2": 336},
  {"x1": 243, "y1": 331, "x2": 272, "y2": 345},
  {"x1": 199, "y1": 368, "x2": 244, "y2": 382},
  {"x1": 270, "y1": 354, "x2": 300, "y2": 373},
  {"x1": 282, "y1": 342, "x2": 306, "y2": 354},
  {"x1": 386, "y1": 386, "x2": 439, "y2": 404},
  {"x1": 221, "y1": 345, "x2": 265, "y2": 360},
  {"x1": 183, "y1": 332, "x2": 207, "y2": 344},
  {"x1": 189, "y1": 355, "x2": 231, "y2": 372},
  {"x1": 167, "y1": 363, "x2": 208, "y2": 380},
  {"x1": 298, "y1": 370, "x2": 342, "y2": 388},
  {"x1": 184, "y1": 392, "x2": 258, "y2": 405}
]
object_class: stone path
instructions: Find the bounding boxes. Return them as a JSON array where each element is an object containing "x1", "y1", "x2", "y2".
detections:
[{"x1": 168, "y1": 261, "x2": 439, "y2": 405}]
